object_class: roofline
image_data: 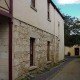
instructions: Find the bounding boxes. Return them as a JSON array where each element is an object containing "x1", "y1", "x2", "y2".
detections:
[{"x1": 50, "y1": 0, "x2": 64, "y2": 20}]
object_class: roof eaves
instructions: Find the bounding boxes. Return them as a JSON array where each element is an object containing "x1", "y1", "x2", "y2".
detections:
[{"x1": 50, "y1": 0, "x2": 64, "y2": 20}]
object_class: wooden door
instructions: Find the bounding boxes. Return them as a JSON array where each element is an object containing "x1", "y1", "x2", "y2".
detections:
[
  {"x1": 30, "y1": 37, "x2": 35, "y2": 66},
  {"x1": 75, "y1": 48, "x2": 79, "y2": 55},
  {"x1": 47, "y1": 41, "x2": 50, "y2": 61}
]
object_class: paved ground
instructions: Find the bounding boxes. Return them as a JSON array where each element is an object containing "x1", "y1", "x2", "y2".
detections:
[
  {"x1": 32, "y1": 57, "x2": 74, "y2": 80},
  {"x1": 50, "y1": 58, "x2": 80, "y2": 80}
]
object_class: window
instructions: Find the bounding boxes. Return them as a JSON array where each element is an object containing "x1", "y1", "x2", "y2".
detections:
[
  {"x1": 58, "y1": 22, "x2": 60, "y2": 27},
  {"x1": 30, "y1": 37, "x2": 35, "y2": 66},
  {"x1": 47, "y1": 41, "x2": 50, "y2": 61},
  {"x1": 47, "y1": 0, "x2": 51, "y2": 21},
  {"x1": 58, "y1": 22, "x2": 60, "y2": 39},
  {"x1": 31, "y1": 0, "x2": 37, "y2": 11},
  {"x1": 31, "y1": 0, "x2": 35, "y2": 8}
]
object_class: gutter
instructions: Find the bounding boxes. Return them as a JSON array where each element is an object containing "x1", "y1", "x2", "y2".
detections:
[{"x1": 50, "y1": 0, "x2": 64, "y2": 20}]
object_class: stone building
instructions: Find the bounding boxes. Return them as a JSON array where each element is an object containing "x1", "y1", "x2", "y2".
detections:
[{"x1": 0, "y1": 0, "x2": 64, "y2": 80}]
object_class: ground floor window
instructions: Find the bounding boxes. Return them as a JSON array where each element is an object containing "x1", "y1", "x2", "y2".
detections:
[{"x1": 30, "y1": 37, "x2": 35, "y2": 66}]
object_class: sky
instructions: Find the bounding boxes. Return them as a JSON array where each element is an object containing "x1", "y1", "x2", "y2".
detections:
[{"x1": 52, "y1": 0, "x2": 80, "y2": 19}]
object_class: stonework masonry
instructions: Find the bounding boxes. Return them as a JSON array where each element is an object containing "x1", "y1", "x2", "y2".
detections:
[
  {"x1": 0, "y1": 0, "x2": 64, "y2": 79},
  {"x1": 0, "y1": 23, "x2": 9, "y2": 80},
  {"x1": 12, "y1": 19, "x2": 59, "y2": 79},
  {"x1": 54, "y1": 36, "x2": 59, "y2": 63}
]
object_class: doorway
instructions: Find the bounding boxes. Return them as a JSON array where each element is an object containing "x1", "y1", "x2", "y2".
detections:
[
  {"x1": 30, "y1": 37, "x2": 35, "y2": 66},
  {"x1": 47, "y1": 41, "x2": 50, "y2": 61},
  {"x1": 0, "y1": 15, "x2": 9, "y2": 80},
  {"x1": 75, "y1": 48, "x2": 79, "y2": 56}
]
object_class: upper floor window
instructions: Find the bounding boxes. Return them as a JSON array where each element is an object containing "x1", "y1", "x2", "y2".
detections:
[
  {"x1": 31, "y1": 0, "x2": 37, "y2": 12},
  {"x1": 31, "y1": 0, "x2": 35, "y2": 8},
  {"x1": 58, "y1": 22, "x2": 60, "y2": 27},
  {"x1": 58, "y1": 22, "x2": 60, "y2": 40},
  {"x1": 47, "y1": 0, "x2": 51, "y2": 22}
]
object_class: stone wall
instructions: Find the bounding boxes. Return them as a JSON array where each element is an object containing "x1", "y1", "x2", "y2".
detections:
[
  {"x1": 12, "y1": 19, "x2": 59, "y2": 79},
  {"x1": 0, "y1": 23, "x2": 9, "y2": 80}
]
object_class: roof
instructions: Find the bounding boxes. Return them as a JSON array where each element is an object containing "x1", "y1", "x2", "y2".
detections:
[{"x1": 50, "y1": 0, "x2": 64, "y2": 20}]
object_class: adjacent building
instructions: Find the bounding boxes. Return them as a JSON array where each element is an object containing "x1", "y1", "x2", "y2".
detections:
[
  {"x1": 0, "y1": 0, "x2": 64, "y2": 80},
  {"x1": 65, "y1": 45, "x2": 80, "y2": 56}
]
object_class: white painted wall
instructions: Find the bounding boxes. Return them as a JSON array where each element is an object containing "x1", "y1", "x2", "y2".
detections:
[
  {"x1": 54, "y1": 10, "x2": 64, "y2": 61},
  {"x1": 13, "y1": 0, "x2": 57, "y2": 34},
  {"x1": 0, "y1": 0, "x2": 9, "y2": 12},
  {"x1": 13, "y1": 0, "x2": 64, "y2": 60},
  {"x1": 65, "y1": 47, "x2": 69, "y2": 55}
]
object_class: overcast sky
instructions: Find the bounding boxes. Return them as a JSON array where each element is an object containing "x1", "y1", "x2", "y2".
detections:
[{"x1": 52, "y1": 0, "x2": 80, "y2": 19}]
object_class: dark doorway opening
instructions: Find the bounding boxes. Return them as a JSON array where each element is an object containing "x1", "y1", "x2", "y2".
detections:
[
  {"x1": 0, "y1": 15, "x2": 9, "y2": 80},
  {"x1": 75, "y1": 48, "x2": 79, "y2": 55},
  {"x1": 68, "y1": 52, "x2": 71, "y2": 56},
  {"x1": 30, "y1": 37, "x2": 35, "y2": 66},
  {"x1": 47, "y1": 41, "x2": 50, "y2": 61}
]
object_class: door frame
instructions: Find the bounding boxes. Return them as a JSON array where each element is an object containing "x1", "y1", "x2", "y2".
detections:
[{"x1": 0, "y1": 0, "x2": 13, "y2": 80}]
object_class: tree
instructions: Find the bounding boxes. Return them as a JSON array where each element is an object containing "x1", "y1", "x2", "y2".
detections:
[{"x1": 64, "y1": 15, "x2": 80, "y2": 47}]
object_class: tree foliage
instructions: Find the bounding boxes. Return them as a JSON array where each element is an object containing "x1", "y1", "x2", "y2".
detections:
[{"x1": 64, "y1": 15, "x2": 80, "y2": 47}]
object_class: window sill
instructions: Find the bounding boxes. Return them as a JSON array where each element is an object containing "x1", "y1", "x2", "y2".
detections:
[
  {"x1": 47, "y1": 18, "x2": 51, "y2": 22},
  {"x1": 29, "y1": 66, "x2": 37, "y2": 71},
  {"x1": 47, "y1": 61, "x2": 52, "y2": 64},
  {"x1": 30, "y1": 5, "x2": 37, "y2": 12}
]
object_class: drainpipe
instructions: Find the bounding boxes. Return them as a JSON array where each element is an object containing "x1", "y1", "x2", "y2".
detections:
[
  {"x1": 54, "y1": 8, "x2": 56, "y2": 62},
  {"x1": 9, "y1": 18, "x2": 13, "y2": 80},
  {"x1": 9, "y1": 0, "x2": 13, "y2": 80}
]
